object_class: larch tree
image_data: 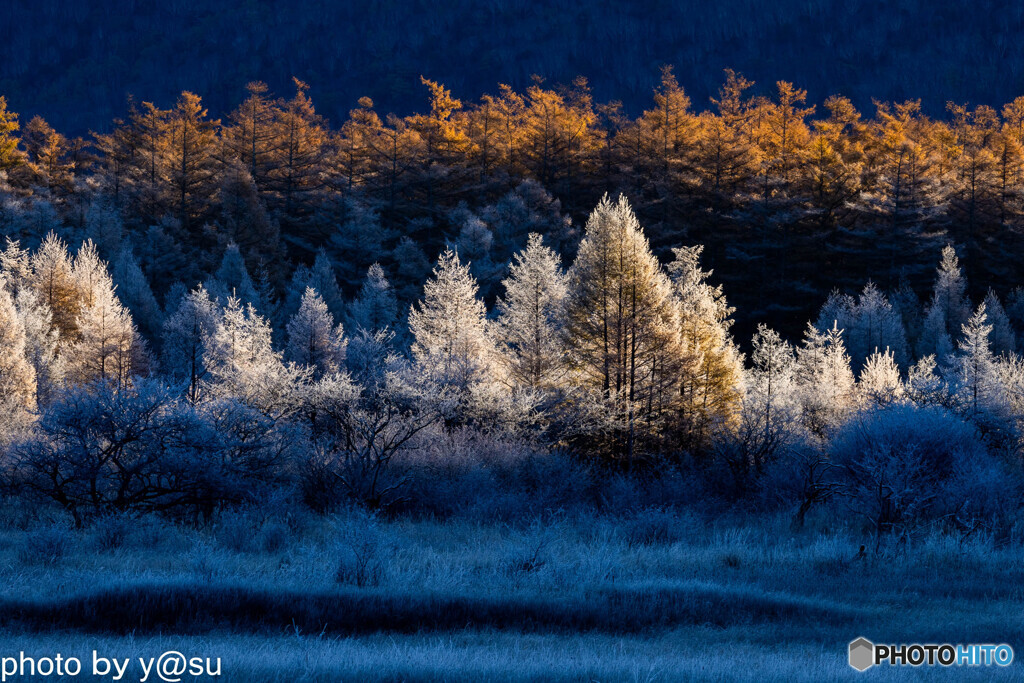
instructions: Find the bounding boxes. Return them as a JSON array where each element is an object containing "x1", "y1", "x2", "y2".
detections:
[
  {"x1": 952, "y1": 303, "x2": 998, "y2": 418},
  {"x1": 28, "y1": 232, "x2": 79, "y2": 342},
  {"x1": 203, "y1": 295, "x2": 307, "y2": 417},
  {"x1": 495, "y1": 233, "x2": 568, "y2": 392},
  {"x1": 112, "y1": 246, "x2": 162, "y2": 340},
  {"x1": 564, "y1": 195, "x2": 684, "y2": 461},
  {"x1": 269, "y1": 79, "x2": 327, "y2": 242},
  {"x1": 919, "y1": 245, "x2": 971, "y2": 360},
  {"x1": 162, "y1": 284, "x2": 219, "y2": 403},
  {"x1": 0, "y1": 95, "x2": 23, "y2": 172},
  {"x1": 667, "y1": 244, "x2": 743, "y2": 446},
  {"x1": 859, "y1": 348, "x2": 904, "y2": 407},
  {"x1": 746, "y1": 323, "x2": 797, "y2": 468},
  {"x1": 65, "y1": 242, "x2": 141, "y2": 388},
  {"x1": 224, "y1": 81, "x2": 281, "y2": 192},
  {"x1": 816, "y1": 282, "x2": 910, "y2": 372},
  {"x1": 209, "y1": 242, "x2": 261, "y2": 311},
  {"x1": 795, "y1": 321, "x2": 856, "y2": 435},
  {"x1": 0, "y1": 286, "x2": 37, "y2": 441},
  {"x1": 982, "y1": 289, "x2": 1016, "y2": 355},
  {"x1": 167, "y1": 91, "x2": 220, "y2": 233},
  {"x1": 408, "y1": 247, "x2": 497, "y2": 391},
  {"x1": 285, "y1": 287, "x2": 347, "y2": 379},
  {"x1": 346, "y1": 263, "x2": 398, "y2": 333}
]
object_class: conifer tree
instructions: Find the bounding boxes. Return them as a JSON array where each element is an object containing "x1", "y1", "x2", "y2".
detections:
[
  {"x1": 747, "y1": 324, "x2": 797, "y2": 459},
  {"x1": 285, "y1": 287, "x2": 347, "y2": 379},
  {"x1": 347, "y1": 263, "x2": 398, "y2": 333},
  {"x1": 0, "y1": 95, "x2": 23, "y2": 172},
  {"x1": 408, "y1": 247, "x2": 497, "y2": 391},
  {"x1": 162, "y1": 284, "x2": 219, "y2": 403},
  {"x1": 667, "y1": 244, "x2": 743, "y2": 443},
  {"x1": 0, "y1": 286, "x2": 37, "y2": 441},
  {"x1": 495, "y1": 233, "x2": 568, "y2": 392},
  {"x1": 919, "y1": 245, "x2": 971, "y2": 360},
  {"x1": 113, "y1": 247, "x2": 162, "y2": 340},
  {"x1": 564, "y1": 195, "x2": 684, "y2": 460}
]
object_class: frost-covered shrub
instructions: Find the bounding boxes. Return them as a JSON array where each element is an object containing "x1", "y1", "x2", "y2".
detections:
[
  {"x1": 829, "y1": 404, "x2": 1009, "y2": 536},
  {"x1": 4, "y1": 380, "x2": 298, "y2": 523}
]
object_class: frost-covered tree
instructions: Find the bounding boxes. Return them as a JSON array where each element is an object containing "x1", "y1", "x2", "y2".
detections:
[
  {"x1": 204, "y1": 296, "x2": 308, "y2": 416},
  {"x1": 285, "y1": 287, "x2": 347, "y2": 379},
  {"x1": 208, "y1": 242, "x2": 261, "y2": 310},
  {"x1": 65, "y1": 244, "x2": 142, "y2": 388},
  {"x1": 28, "y1": 232, "x2": 79, "y2": 340},
  {"x1": 495, "y1": 233, "x2": 568, "y2": 392},
  {"x1": 748, "y1": 324, "x2": 797, "y2": 444},
  {"x1": 307, "y1": 249, "x2": 345, "y2": 321},
  {"x1": 951, "y1": 303, "x2": 999, "y2": 418},
  {"x1": 815, "y1": 282, "x2": 909, "y2": 372},
  {"x1": 796, "y1": 321, "x2": 855, "y2": 435},
  {"x1": 112, "y1": 246, "x2": 162, "y2": 340},
  {"x1": 0, "y1": 287, "x2": 36, "y2": 441},
  {"x1": 859, "y1": 348, "x2": 904, "y2": 406},
  {"x1": 408, "y1": 247, "x2": 497, "y2": 391},
  {"x1": 162, "y1": 284, "x2": 219, "y2": 403},
  {"x1": 918, "y1": 245, "x2": 971, "y2": 360},
  {"x1": 346, "y1": 263, "x2": 398, "y2": 333},
  {"x1": 564, "y1": 195, "x2": 684, "y2": 460},
  {"x1": 0, "y1": 238, "x2": 31, "y2": 293},
  {"x1": 667, "y1": 244, "x2": 743, "y2": 443},
  {"x1": 14, "y1": 288, "x2": 63, "y2": 406},
  {"x1": 906, "y1": 355, "x2": 949, "y2": 407},
  {"x1": 982, "y1": 289, "x2": 1016, "y2": 356}
]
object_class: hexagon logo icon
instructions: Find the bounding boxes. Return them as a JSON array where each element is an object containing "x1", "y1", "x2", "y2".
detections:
[{"x1": 849, "y1": 637, "x2": 875, "y2": 671}]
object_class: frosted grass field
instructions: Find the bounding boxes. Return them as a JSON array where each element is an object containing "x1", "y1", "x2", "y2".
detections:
[{"x1": 0, "y1": 506, "x2": 1021, "y2": 681}]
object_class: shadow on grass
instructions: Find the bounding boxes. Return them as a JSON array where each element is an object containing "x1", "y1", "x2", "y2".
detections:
[{"x1": 0, "y1": 581, "x2": 865, "y2": 635}]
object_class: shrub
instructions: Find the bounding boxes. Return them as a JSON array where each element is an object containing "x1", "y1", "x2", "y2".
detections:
[
  {"x1": 3, "y1": 380, "x2": 297, "y2": 523},
  {"x1": 829, "y1": 404, "x2": 1009, "y2": 541}
]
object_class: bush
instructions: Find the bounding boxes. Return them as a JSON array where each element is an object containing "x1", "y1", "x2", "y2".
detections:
[
  {"x1": 828, "y1": 404, "x2": 1010, "y2": 540},
  {"x1": 3, "y1": 380, "x2": 298, "y2": 523}
]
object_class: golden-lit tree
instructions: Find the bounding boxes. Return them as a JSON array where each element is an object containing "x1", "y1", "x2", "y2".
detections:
[
  {"x1": 166, "y1": 92, "x2": 220, "y2": 232},
  {"x1": 0, "y1": 96, "x2": 23, "y2": 173},
  {"x1": 225, "y1": 81, "x2": 282, "y2": 193},
  {"x1": 23, "y1": 116, "x2": 73, "y2": 191},
  {"x1": 564, "y1": 195, "x2": 685, "y2": 463},
  {"x1": 268, "y1": 79, "x2": 327, "y2": 236}
]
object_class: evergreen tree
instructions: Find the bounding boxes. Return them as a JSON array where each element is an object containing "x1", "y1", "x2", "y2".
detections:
[
  {"x1": 667, "y1": 244, "x2": 743, "y2": 444},
  {"x1": 982, "y1": 289, "x2": 1016, "y2": 355},
  {"x1": 859, "y1": 348, "x2": 904, "y2": 406},
  {"x1": 285, "y1": 287, "x2": 347, "y2": 379},
  {"x1": 162, "y1": 284, "x2": 219, "y2": 403},
  {"x1": 564, "y1": 195, "x2": 684, "y2": 461},
  {"x1": 0, "y1": 286, "x2": 36, "y2": 441},
  {"x1": 747, "y1": 324, "x2": 797, "y2": 464},
  {"x1": 495, "y1": 233, "x2": 568, "y2": 392},
  {"x1": 112, "y1": 246, "x2": 162, "y2": 340},
  {"x1": 28, "y1": 232, "x2": 79, "y2": 341},
  {"x1": 203, "y1": 295, "x2": 307, "y2": 416},
  {"x1": 918, "y1": 245, "x2": 971, "y2": 359},
  {"x1": 952, "y1": 303, "x2": 997, "y2": 418},
  {"x1": 408, "y1": 247, "x2": 497, "y2": 391},
  {"x1": 347, "y1": 263, "x2": 398, "y2": 333}
]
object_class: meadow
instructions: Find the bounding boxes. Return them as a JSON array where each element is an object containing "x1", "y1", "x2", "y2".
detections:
[{"x1": 1, "y1": 501, "x2": 1021, "y2": 682}]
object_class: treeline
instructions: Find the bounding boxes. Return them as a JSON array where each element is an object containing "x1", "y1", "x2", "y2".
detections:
[
  {"x1": 3, "y1": 71, "x2": 1024, "y2": 337},
  {"x1": 1, "y1": 194, "x2": 1023, "y2": 537}
]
